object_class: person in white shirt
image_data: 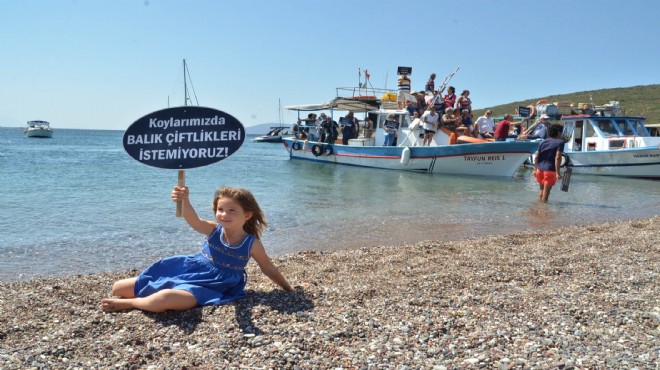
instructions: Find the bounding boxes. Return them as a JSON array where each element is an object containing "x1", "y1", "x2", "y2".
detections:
[
  {"x1": 474, "y1": 110, "x2": 495, "y2": 139},
  {"x1": 421, "y1": 106, "x2": 440, "y2": 146}
]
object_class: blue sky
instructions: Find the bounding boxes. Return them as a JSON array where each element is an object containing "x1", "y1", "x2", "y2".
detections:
[{"x1": 2, "y1": 0, "x2": 658, "y2": 130}]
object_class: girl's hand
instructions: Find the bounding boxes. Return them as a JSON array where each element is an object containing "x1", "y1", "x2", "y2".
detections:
[{"x1": 171, "y1": 186, "x2": 189, "y2": 203}]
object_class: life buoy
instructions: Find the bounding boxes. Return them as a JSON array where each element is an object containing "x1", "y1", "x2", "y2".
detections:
[
  {"x1": 536, "y1": 99, "x2": 549, "y2": 105},
  {"x1": 291, "y1": 141, "x2": 302, "y2": 151},
  {"x1": 527, "y1": 104, "x2": 536, "y2": 118},
  {"x1": 311, "y1": 144, "x2": 323, "y2": 157},
  {"x1": 323, "y1": 145, "x2": 334, "y2": 156}
]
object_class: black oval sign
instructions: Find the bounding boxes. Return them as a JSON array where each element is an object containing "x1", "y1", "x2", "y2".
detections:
[{"x1": 123, "y1": 106, "x2": 245, "y2": 169}]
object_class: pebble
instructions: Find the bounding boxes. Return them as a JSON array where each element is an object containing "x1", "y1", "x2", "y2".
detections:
[{"x1": 0, "y1": 217, "x2": 657, "y2": 368}]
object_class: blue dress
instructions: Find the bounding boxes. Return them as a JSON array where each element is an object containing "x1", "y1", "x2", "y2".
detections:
[{"x1": 134, "y1": 224, "x2": 254, "y2": 306}]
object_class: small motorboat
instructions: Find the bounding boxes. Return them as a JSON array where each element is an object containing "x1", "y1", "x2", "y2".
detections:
[
  {"x1": 252, "y1": 126, "x2": 293, "y2": 143},
  {"x1": 24, "y1": 120, "x2": 53, "y2": 138}
]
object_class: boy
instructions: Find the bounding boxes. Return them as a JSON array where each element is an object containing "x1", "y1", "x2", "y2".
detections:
[{"x1": 533, "y1": 123, "x2": 565, "y2": 202}]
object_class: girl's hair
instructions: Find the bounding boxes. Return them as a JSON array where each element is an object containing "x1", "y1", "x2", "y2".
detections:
[
  {"x1": 461, "y1": 90, "x2": 469, "y2": 95},
  {"x1": 448, "y1": 86, "x2": 455, "y2": 93},
  {"x1": 212, "y1": 187, "x2": 267, "y2": 238}
]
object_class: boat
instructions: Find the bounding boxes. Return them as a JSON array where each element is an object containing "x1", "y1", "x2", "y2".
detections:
[
  {"x1": 252, "y1": 126, "x2": 293, "y2": 142},
  {"x1": 253, "y1": 99, "x2": 295, "y2": 143},
  {"x1": 560, "y1": 102, "x2": 660, "y2": 178},
  {"x1": 281, "y1": 91, "x2": 540, "y2": 177},
  {"x1": 24, "y1": 120, "x2": 53, "y2": 138}
]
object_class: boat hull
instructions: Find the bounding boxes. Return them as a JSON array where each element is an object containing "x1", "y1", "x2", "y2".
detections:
[
  {"x1": 282, "y1": 138, "x2": 540, "y2": 177},
  {"x1": 25, "y1": 128, "x2": 53, "y2": 138},
  {"x1": 565, "y1": 146, "x2": 660, "y2": 178}
]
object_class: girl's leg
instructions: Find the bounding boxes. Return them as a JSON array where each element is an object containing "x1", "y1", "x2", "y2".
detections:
[
  {"x1": 111, "y1": 277, "x2": 137, "y2": 298},
  {"x1": 102, "y1": 289, "x2": 198, "y2": 313},
  {"x1": 538, "y1": 184, "x2": 544, "y2": 200}
]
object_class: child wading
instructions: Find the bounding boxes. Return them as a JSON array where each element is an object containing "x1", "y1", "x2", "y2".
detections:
[
  {"x1": 533, "y1": 123, "x2": 565, "y2": 203},
  {"x1": 101, "y1": 186, "x2": 294, "y2": 313}
]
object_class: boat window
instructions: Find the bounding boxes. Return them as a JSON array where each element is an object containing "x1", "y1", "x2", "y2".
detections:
[
  {"x1": 614, "y1": 119, "x2": 634, "y2": 135},
  {"x1": 594, "y1": 118, "x2": 619, "y2": 136},
  {"x1": 399, "y1": 115, "x2": 409, "y2": 129},
  {"x1": 586, "y1": 121, "x2": 597, "y2": 137},
  {"x1": 629, "y1": 119, "x2": 650, "y2": 136}
]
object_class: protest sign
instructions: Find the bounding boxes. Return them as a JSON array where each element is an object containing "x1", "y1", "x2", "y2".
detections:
[{"x1": 124, "y1": 106, "x2": 245, "y2": 216}]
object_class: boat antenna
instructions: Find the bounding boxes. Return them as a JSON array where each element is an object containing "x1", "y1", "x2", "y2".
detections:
[
  {"x1": 183, "y1": 59, "x2": 200, "y2": 106},
  {"x1": 184, "y1": 59, "x2": 188, "y2": 106}
]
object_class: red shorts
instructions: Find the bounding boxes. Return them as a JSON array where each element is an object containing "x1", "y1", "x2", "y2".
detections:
[{"x1": 535, "y1": 169, "x2": 557, "y2": 186}]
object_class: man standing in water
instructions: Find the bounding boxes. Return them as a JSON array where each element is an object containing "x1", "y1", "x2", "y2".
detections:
[{"x1": 533, "y1": 123, "x2": 565, "y2": 203}]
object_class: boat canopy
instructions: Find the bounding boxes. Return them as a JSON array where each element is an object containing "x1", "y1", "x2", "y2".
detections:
[{"x1": 285, "y1": 97, "x2": 380, "y2": 112}]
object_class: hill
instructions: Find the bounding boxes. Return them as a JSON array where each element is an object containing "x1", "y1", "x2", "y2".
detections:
[
  {"x1": 472, "y1": 84, "x2": 660, "y2": 123},
  {"x1": 245, "y1": 122, "x2": 287, "y2": 135}
]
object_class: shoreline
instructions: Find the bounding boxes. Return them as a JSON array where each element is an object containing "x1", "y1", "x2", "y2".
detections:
[{"x1": 1, "y1": 216, "x2": 658, "y2": 368}]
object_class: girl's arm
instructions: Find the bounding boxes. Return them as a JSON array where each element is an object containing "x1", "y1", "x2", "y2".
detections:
[
  {"x1": 172, "y1": 186, "x2": 216, "y2": 236},
  {"x1": 250, "y1": 240, "x2": 294, "y2": 291}
]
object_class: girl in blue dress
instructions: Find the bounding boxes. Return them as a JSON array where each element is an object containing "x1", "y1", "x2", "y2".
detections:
[{"x1": 101, "y1": 186, "x2": 294, "y2": 313}]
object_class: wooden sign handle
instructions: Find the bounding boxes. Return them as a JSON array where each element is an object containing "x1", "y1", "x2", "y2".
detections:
[{"x1": 176, "y1": 170, "x2": 185, "y2": 217}]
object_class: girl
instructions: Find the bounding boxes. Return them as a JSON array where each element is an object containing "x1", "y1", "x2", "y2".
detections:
[{"x1": 101, "y1": 186, "x2": 294, "y2": 313}]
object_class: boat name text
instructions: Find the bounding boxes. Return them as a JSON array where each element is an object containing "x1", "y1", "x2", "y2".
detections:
[{"x1": 464, "y1": 155, "x2": 505, "y2": 161}]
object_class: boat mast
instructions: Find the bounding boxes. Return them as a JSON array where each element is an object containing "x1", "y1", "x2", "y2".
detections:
[{"x1": 183, "y1": 59, "x2": 189, "y2": 106}]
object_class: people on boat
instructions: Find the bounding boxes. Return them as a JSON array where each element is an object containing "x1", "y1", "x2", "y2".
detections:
[
  {"x1": 520, "y1": 114, "x2": 549, "y2": 140},
  {"x1": 533, "y1": 123, "x2": 565, "y2": 203},
  {"x1": 422, "y1": 105, "x2": 440, "y2": 146},
  {"x1": 441, "y1": 107, "x2": 460, "y2": 134},
  {"x1": 425, "y1": 73, "x2": 436, "y2": 93},
  {"x1": 494, "y1": 114, "x2": 527, "y2": 141},
  {"x1": 457, "y1": 109, "x2": 474, "y2": 137},
  {"x1": 474, "y1": 110, "x2": 495, "y2": 139},
  {"x1": 363, "y1": 116, "x2": 374, "y2": 139},
  {"x1": 443, "y1": 86, "x2": 457, "y2": 112},
  {"x1": 339, "y1": 112, "x2": 358, "y2": 145},
  {"x1": 406, "y1": 91, "x2": 419, "y2": 116},
  {"x1": 397, "y1": 73, "x2": 411, "y2": 109},
  {"x1": 383, "y1": 114, "x2": 399, "y2": 146},
  {"x1": 320, "y1": 115, "x2": 337, "y2": 144},
  {"x1": 415, "y1": 91, "x2": 428, "y2": 116},
  {"x1": 456, "y1": 89, "x2": 472, "y2": 114}
]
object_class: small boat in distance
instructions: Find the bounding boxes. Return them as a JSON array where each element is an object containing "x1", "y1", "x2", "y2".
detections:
[
  {"x1": 253, "y1": 98, "x2": 294, "y2": 143},
  {"x1": 24, "y1": 120, "x2": 53, "y2": 138},
  {"x1": 252, "y1": 126, "x2": 293, "y2": 143}
]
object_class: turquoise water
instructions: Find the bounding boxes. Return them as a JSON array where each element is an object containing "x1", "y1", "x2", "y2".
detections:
[{"x1": 1, "y1": 127, "x2": 659, "y2": 281}]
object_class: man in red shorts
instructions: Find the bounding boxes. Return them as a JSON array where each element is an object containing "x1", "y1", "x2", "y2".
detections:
[{"x1": 533, "y1": 123, "x2": 565, "y2": 203}]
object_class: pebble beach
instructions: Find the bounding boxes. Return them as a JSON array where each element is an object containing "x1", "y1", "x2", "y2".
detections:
[{"x1": 1, "y1": 216, "x2": 658, "y2": 369}]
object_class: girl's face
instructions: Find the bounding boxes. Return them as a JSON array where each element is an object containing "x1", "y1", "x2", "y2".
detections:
[{"x1": 215, "y1": 197, "x2": 253, "y2": 230}]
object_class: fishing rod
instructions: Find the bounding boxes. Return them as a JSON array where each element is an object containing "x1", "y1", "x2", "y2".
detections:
[{"x1": 427, "y1": 66, "x2": 460, "y2": 106}]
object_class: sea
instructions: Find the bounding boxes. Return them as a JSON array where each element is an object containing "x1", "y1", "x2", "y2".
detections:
[{"x1": 1, "y1": 127, "x2": 659, "y2": 282}]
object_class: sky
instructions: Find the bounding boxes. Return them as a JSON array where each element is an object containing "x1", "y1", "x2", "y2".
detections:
[{"x1": 1, "y1": 0, "x2": 659, "y2": 130}]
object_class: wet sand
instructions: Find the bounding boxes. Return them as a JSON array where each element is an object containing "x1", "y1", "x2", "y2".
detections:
[{"x1": 1, "y1": 216, "x2": 658, "y2": 369}]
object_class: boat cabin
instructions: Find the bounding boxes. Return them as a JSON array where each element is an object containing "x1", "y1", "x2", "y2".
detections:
[{"x1": 562, "y1": 115, "x2": 652, "y2": 152}]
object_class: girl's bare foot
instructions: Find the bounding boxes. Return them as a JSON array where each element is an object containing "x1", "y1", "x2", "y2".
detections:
[{"x1": 101, "y1": 298, "x2": 134, "y2": 312}]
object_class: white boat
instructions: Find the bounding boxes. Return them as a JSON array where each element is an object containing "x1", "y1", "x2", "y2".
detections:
[
  {"x1": 252, "y1": 126, "x2": 294, "y2": 143},
  {"x1": 253, "y1": 99, "x2": 296, "y2": 143},
  {"x1": 561, "y1": 104, "x2": 660, "y2": 178},
  {"x1": 24, "y1": 120, "x2": 53, "y2": 138},
  {"x1": 282, "y1": 96, "x2": 540, "y2": 177}
]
